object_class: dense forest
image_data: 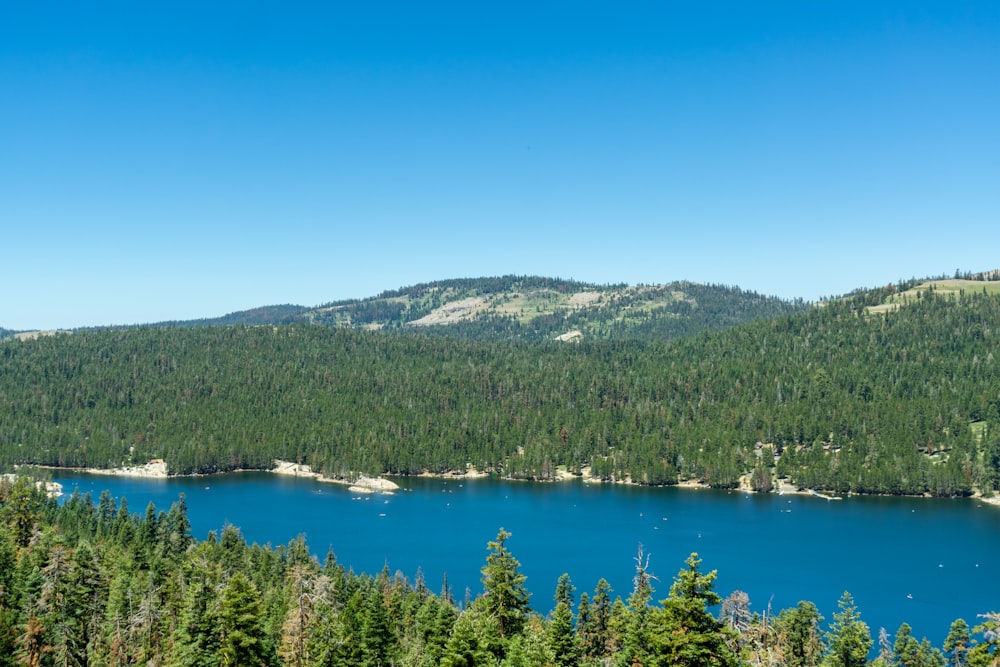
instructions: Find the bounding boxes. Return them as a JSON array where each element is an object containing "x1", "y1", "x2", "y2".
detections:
[
  {"x1": 138, "y1": 305, "x2": 311, "y2": 329},
  {"x1": 404, "y1": 281, "x2": 809, "y2": 344},
  {"x1": 0, "y1": 476, "x2": 996, "y2": 667},
  {"x1": 305, "y1": 276, "x2": 809, "y2": 343},
  {"x1": 1, "y1": 287, "x2": 999, "y2": 496}
]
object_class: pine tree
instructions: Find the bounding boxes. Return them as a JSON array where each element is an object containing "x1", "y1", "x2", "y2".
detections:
[
  {"x1": 278, "y1": 565, "x2": 328, "y2": 667},
  {"x1": 823, "y1": 592, "x2": 872, "y2": 667},
  {"x1": 0, "y1": 528, "x2": 19, "y2": 666},
  {"x1": 774, "y1": 601, "x2": 825, "y2": 667},
  {"x1": 576, "y1": 592, "x2": 595, "y2": 661},
  {"x1": 646, "y1": 552, "x2": 737, "y2": 667},
  {"x1": 896, "y1": 623, "x2": 922, "y2": 667},
  {"x1": 943, "y1": 619, "x2": 971, "y2": 667},
  {"x1": 618, "y1": 544, "x2": 655, "y2": 667},
  {"x1": 549, "y1": 599, "x2": 581, "y2": 667},
  {"x1": 440, "y1": 607, "x2": 495, "y2": 667},
  {"x1": 217, "y1": 572, "x2": 269, "y2": 666},
  {"x1": 164, "y1": 494, "x2": 194, "y2": 560},
  {"x1": 589, "y1": 578, "x2": 616, "y2": 660},
  {"x1": 359, "y1": 582, "x2": 394, "y2": 667},
  {"x1": 554, "y1": 573, "x2": 575, "y2": 609},
  {"x1": 1, "y1": 477, "x2": 45, "y2": 548},
  {"x1": 967, "y1": 612, "x2": 999, "y2": 667},
  {"x1": 504, "y1": 615, "x2": 557, "y2": 667},
  {"x1": 479, "y1": 529, "x2": 530, "y2": 642},
  {"x1": 169, "y1": 557, "x2": 223, "y2": 667}
]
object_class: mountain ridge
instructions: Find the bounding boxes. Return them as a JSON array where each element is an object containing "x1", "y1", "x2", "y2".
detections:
[
  {"x1": 5, "y1": 270, "x2": 999, "y2": 342},
  {"x1": 3, "y1": 275, "x2": 808, "y2": 343}
]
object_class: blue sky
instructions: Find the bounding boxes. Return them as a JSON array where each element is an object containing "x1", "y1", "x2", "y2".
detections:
[{"x1": 3, "y1": 1, "x2": 998, "y2": 330}]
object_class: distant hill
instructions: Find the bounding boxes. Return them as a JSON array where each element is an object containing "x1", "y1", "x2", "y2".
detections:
[
  {"x1": 13, "y1": 271, "x2": 999, "y2": 342},
  {"x1": 302, "y1": 276, "x2": 808, "y2": 342},
  {"x1": 145, "y1": 304, "x2": 312, "y2": 328},
  {"x1": 866, "y1": 278, "x2": 1000, "y2": 314},
  {"x1": 27, "y1": 275, "x2": 807, "y2": 343}
]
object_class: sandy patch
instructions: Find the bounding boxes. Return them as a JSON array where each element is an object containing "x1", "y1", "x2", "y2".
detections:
[
  {"x1": 416, "y1": 466, "x2": 490, "y2": 479},
  {"x1": 776, "y1": 479, "x2": 811, "y2": 495},
  {"x1": 82, "y1": 460, "x2": 168, "y2": 478},
  {"x1": 554, "y1": 468, "x2": 586, "y2": 481},
  {"x1": 13, "y1": 330, "x2": 69, "y2": 341},
  {"x1": 555, "y1": 330, "x2": 583, "y2": 342},
  {"x1": 568, "y1": 291, "x2": 601, "y2": 307},
  {"x1": 975, "y1": 494, "x2": 1000, "y2": 508},
  {"x1": 408, "y1": 297, "x2": 488, "y2": 326}
]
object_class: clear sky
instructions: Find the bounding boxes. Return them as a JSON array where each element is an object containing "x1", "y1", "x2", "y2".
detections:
[{"x1": 3, "y1": 1, "x2": 998, "y2": 330}]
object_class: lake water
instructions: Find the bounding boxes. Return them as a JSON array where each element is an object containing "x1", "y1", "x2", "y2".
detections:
[{"x1": 49, "y1": 471, "x2": 1000, "y2": 646}]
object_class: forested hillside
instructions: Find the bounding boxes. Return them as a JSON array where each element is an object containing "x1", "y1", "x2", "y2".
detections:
[
  {"x1": 0, "y1": 477, "x2": 996, "y2": 667},
  {"x1": 307, "y1": 276, "x2": 808, "y2": 342},
  {"x1": 143, "y1": 304, "x2": 311, "y2": 328},
  {"x1": 2, "y1": 288, "x2": 999, "y2": 496}
]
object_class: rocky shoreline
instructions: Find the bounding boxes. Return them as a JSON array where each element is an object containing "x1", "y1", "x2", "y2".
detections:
[
  {"x1": 271, "y1": 460, "x2": 399, "y2": 494},
  {"x1": 26, "y1": 459, "x2": 402, "y2": 495},
  {"x1": 1, "y1": 474, "x2": 64, "y2": 498},
  {"x1": 19, "y1": 460, "x2": 1000, "y2": 506}
]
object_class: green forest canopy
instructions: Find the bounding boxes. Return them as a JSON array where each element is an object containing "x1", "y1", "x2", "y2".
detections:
[{"x1": 2, "y1": 286, "x2": 999, "y2": 497}]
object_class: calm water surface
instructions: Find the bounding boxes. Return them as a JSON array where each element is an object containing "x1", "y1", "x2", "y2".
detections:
[{"x1": 50, "y1": 471, "x2": 1000, "y2": 645}]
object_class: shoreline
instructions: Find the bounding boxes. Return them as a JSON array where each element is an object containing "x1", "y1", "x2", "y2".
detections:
[
  {"x1": 1, "y1": 473, "x2": 64, "y2": 498},
  {"x1": 20, "y1": 461, "x2": 1000, "y2": 506},
  {"x1": 974, "y1": 493, "x2": 1000, "y2": 508},
  {"x1": 270, "y1": 460, "x2": 399, "y2": 494},
  {"x1": 27, "y1": 459, "x2": 402, "y2": 495}
]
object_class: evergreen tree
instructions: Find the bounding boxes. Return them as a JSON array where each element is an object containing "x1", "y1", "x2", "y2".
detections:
[
  {"x1": 359, "y1": 583, "x2": 394, "y2": 667},
  {"x1": 440, "y1": 607, "x2": 495, "y2": 667},
  {"x1": 410, "y1": 595, "x2": 456, "y2": 667},
  {"x1": 0, "y1": 528, "x2": 19, "y2": 666},
  {"x1": 943, "y1": 619, "x2": 972, "y2": 667},
  {"x1": 823, "y1": 592, "x2": 872, "y2": 667},
  {"x1": 479, "y1": 529, "x2": 530, "y2": 643},
  {"x1": 646, "y1": 552, "x2": 737, "y2": 667},
  {"x1": 774, "y1": 601, "x2": 824, "y2": 667},
  {"x1": 549, "y1": 600, "x2": 581, "y2": 667},
  {"x1": 618, "y1": 544, "x2": 655, "y2": 667},
  {"x1": 607, "y1": 597, "x2": 630, "y2": 663},
  {"x1": 1, "y1": 477, "x2": 46, "y2": 548},
  {"x1": 169, "y1": 556, "x2": 223, "y2": 667},
  {"x1": 896, "y1": 623, "x2": 923, "y2": 667},
  {"x1": 554, "y1": 573, "x2": 575, "y2": 610},
  {"x1": 503, "y1": 615, "x2": 556, "y2": 667},
  {"x1": 576, "y1": 592, "x2": 595, "y2": 661},
  {"x1": 39, "y1": 542, "x2": 91, "y2": 667},
  {"x1": 278, "y1": 565, "x2": 327, "y2": 667},
  {"x1": 967, "y1": 612, "x2": 999, "y2": 667},
  {"x1": 587, "y1": 578, "x2": 615, "y2": 660},
  {"x1": 164, "y1": 494, "x2": 194, "y2": 561},
  {"x1": 217, "y1": 572, "x2": 269, "y2": 666},
  {"x1": 893, "y1": 622, "x2": 944, "y2": 667}
]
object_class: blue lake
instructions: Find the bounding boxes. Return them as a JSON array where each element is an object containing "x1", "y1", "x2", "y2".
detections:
[{"x1": 49, "y1": 470, "x2": 1000, "y2": 646}]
